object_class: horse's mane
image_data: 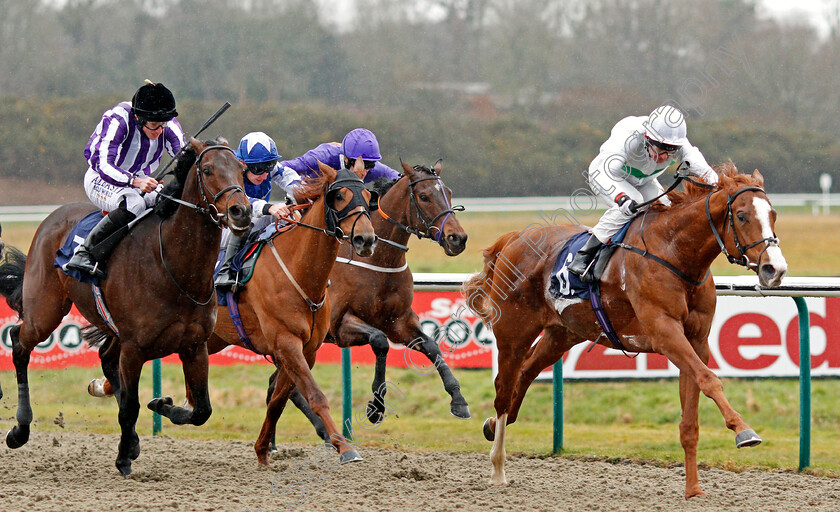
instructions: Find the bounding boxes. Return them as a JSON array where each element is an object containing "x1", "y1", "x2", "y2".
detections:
[
  {"x1": 370, "y1": 164, "x2": 436, "y2": 198},
  {"x1": 154, "y1": 141, "x2": 201, "y2": 218},
  {"x1": 665, "y1": 162, "x2": 757, "y2": 208},
  {"x1": 294, "y1": 172, "x2": 331, "y2": 203}
]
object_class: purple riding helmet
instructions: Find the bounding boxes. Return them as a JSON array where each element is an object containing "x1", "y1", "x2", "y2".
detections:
[{"x1": 341, "y1": 128, "x2": 382, "y2": 161}]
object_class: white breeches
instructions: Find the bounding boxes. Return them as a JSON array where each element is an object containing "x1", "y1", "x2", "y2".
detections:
[
  {"x1": 84, "y1": 168, "x2": 157, "y2": 216},
  {"x1": 587, "y1": 169, "x2": 666, "y2": 243}
]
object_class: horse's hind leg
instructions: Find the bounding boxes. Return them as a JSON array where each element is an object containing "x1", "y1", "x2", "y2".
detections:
[
  {"x1": 115, "y1": 344, "x2": 144, "y2": 476},
  {"x1": 148, "y1": 345, "x2": 212, "y2": 426},
  {"x1": 506, "y1": 327, "x2": 575, "y2": 425},
  {"x1": 6, "y1": 325, "x2": 32, "y2": 448}
]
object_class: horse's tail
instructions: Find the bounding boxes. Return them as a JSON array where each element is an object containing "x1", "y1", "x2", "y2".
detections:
[
  {"x1": 462, "y1": 232, "x2": 520, "y2": 326},
  {"x1": 81, "y1": 325, "x2": 114, "y2": 349},
  {"x1": 0, "y1": 245, "x2": 27, "y2": 318}
]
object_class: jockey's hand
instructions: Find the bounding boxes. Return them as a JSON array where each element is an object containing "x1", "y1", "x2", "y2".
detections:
[
  {"x1": 616, "y1": 194, "x2": 638, "y2": 216},
  {"x1": 268, "y1": 203, "x2": 292, "y2": 219},
  {"x1": 132, "y1": 176, "x2": 159, "y2": 193}
]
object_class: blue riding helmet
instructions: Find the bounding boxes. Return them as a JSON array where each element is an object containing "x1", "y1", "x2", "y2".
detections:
[
  {"x1": 235, "y1": 132, "x2": 282, "y2": 164},
  {"x1": 341, "y1": 128, "x2": 382, "y2": 161}
]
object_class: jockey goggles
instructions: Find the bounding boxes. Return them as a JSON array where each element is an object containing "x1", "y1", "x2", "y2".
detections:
[
  {"x1": 348, "y1": 158, "x2": 376, "y2": 170},
  {"x1": 246, "y1": 161, "x2": 275, "y2": 176},
  {"x1": 645, "y1": 136, "x2": 680, "y2": 155}
]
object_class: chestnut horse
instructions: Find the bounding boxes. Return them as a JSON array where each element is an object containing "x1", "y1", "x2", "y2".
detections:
[
  {"x1": 463, "y1": 164, "x2": 787, "y2": 498},
  {"x1": 265, "y1": 160, "x2": 470, "y2": 444},
  {"x1": 0, "y1": 138, "x2": 252, "y2": 476},
  {"x1": 197, "y1": 161, "x2": 377, "y2": 465}
]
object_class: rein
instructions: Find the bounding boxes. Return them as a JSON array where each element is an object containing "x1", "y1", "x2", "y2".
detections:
[{"x1": 155, "y1": 144, "x2": 247, "y2": 306}]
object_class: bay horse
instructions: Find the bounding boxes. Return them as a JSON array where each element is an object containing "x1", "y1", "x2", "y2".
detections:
[
  {"x1": 463, "y1": 164, "x2": 787, "y2": 498},
  {"x1": 0, "y1": 138, "x2": 252, "y2": 476},
  {"x1": 195, "y1": 161, "x2": 378, "y2": 465},
  {"x1": 268, "y1": 160, "x2": 470, "y2": 444}
]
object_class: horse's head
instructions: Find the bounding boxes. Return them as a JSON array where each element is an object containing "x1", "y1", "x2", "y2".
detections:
[
  {"x1": 186, "y1": 137, "x2": 252, "y2": 236},
  {"x1": 399, "y1": 160, "x2": 468, "y2": 256},
  {"x1": 316, "y1": 159, "x2": 377, "y2": 257},
  {"x1": 716, "y1": 168, "x2": 787, "y2": 287}
]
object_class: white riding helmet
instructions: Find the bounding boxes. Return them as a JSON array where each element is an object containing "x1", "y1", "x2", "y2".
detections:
[{"x1": 644, "y1": 105, "x2": 688, "y2": 150}]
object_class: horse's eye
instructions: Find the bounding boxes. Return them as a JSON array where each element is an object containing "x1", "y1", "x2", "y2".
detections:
[
  {"x1": 419, "y1": 193, "x2": 429, "y2": 202},
  {"x1": 737, "y1": 212, "x2": 746, "y2": 222},
  {"x1": 334, "y1": 191, "x2": 344, "y2": 202},
  {"x1": 201, "y1": 167, "x2": 211, "y2": 176}
]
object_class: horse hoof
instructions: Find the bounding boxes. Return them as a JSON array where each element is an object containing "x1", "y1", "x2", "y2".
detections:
[
  {"x1": 116, "y1": 460, "x2": 132, "y2": 477},
  {"x1": 735, "y1": 429, "x2": 762, "y2": 448},
  {"x1": 269, "y1": 442, "x2": 278, "y2": 454},
  {"x1": 129, "y1": 441, "x2": 141, "y2": 461},
  {"x1": 6, "y1": 425, "x2": 30, "y2": 449},
  {"x1": 482, "y1": 418, "x2": 494, "y2": 442},
  {"x1": 450, "y1": 402, "x2": 471, "y2": 419},
  {"x1": 339, "y1": 449, "x2": 363, "y2": 464},
  {"x1": 147, "y1": 396, "x2": 174, "y2": 413},
  {"x1": 365, "y1": 401, "x2": 384, "y2": 425},
  {"x1": 87, "y1": 378, "x2": 112, "y2": 398}
]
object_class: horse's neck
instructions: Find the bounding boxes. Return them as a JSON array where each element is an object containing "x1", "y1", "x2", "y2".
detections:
[
  {"x1": 648, "y1": 191, "x2": 729, "y2": 270},
  {"x1": 281, "y1": 199, "x2": 337, "y2": 297},
  {"x1": 162, "y1": 184, "x2": 221, "y2": 281}
]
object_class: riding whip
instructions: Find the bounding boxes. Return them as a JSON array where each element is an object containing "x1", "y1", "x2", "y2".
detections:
[{"x1": 152, "y1": 101, "x2": 232, "y2": 181}]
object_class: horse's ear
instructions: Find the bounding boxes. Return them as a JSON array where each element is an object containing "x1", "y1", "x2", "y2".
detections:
[
  {"x1": 216, "y1": 136, "x2": 229, "y2": 146},
  {"x1": 400, "y1": 159, "x2": 413, "y2": 174},
  {"x1": 433, "y1": 159, "x2": 443, "y2": 176},
  {"x1": 316, "y1": 160, "x2": 337, "y2": 181},
  {"x1": 352, "y1": 156, "x2": 366, "y2": 179},
  {"x1": 751, "y1": 169, "x2": 765, "y2": 187},
  {"x1": 188, "y1": 137, "x2": 202, "y2": 151}
]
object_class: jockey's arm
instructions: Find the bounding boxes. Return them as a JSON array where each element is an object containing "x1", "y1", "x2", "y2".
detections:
[
  {"x1": 365, "y1": 162, "x2": 400, "y2": 182},
  {"x1": 679, "y1": 144, "x2": 718, "y2": 185}
]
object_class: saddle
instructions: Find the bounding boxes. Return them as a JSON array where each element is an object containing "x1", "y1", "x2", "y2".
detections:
[{"x1": 548, "y1": 221, "x2": 632, "y2": 301}]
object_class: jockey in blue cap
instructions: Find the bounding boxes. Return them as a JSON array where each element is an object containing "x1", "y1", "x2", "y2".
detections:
[
  {"x1": 66, "y1": 81, "x2": 184, "y2": 280},
  {"x1": 214, "y1": 131, "x2": 298, "y2": 291}
]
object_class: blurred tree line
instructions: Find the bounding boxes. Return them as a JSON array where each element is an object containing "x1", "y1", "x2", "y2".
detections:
[{"x1": 1, "y1": 0, "x2": 839, "y2": 201}]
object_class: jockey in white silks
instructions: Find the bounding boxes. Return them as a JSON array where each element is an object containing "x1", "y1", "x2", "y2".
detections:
[{"x1": 567, "y1": 105, "x2": 719, "y2": 279}]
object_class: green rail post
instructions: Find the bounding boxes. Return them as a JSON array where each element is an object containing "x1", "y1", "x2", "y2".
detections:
[
  {"x1": 342, "y1": 347, "x2": 352, "y2": 440},
  {"x1": 553, "y1": 359, "x2": 563, "y2": 453},
  {"x1": 152, "y1": 358, "x2": 162, "y2": 435},
  {"x1": 794, "y1": 297, "x2": 810, "y2": 471}
]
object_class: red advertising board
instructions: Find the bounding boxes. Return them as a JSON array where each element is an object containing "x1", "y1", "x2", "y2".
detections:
[{"x1": 2, "y1": 293, "x2": 839, "y2": 379}]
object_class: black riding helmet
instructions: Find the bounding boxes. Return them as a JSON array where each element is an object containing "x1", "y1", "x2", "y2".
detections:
[{"x1": 132, "y1": 82, "x2": 178, "y2": 122}]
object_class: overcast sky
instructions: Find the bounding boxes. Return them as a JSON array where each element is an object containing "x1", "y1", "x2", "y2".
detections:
[{"x1": 760, "y1": 0, "x2": 835, "y2": 37}]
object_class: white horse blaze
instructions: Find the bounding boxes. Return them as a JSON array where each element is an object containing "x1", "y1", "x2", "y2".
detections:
[{"x1": 752, "y1": 197, "x2": 787, "y2": 272}]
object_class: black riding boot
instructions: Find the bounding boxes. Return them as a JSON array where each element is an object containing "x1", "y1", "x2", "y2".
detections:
[
  {"x1": 65, "y1": 207, "x2": 136, "y2": 280},
  {"x1": 214, "y1": 232, "x2": 248, "y2": 291},
  {"x1": 567, "y1": 234, "x2": 603, "y2": 280}
]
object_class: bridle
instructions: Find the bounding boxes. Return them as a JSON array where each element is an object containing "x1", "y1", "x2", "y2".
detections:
[
  {"x1": 155, "y1": 144, "x2": 247, "y2": 230},
  {"x1": 156, "y1": 144, "x2": 248, "y2": 305},
  {"x1": 377, "y1": 168, "x2": 464, "y2": 247},
  {"x1": 705, "y1": 185, "x2": 780, "y2": 270}
]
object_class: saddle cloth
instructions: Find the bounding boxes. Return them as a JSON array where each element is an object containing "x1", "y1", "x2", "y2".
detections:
[
  {"x1": 548, "y1": 220, "x2": 633, "y2": 301},
  {"x1": 54, "y1": 210, "x2": 105, "y2": 285}
]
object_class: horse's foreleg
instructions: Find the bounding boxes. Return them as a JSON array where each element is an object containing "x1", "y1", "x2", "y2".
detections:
[
  {"x1": 149, "y1": 346, "x2": 212, "y2": 426},
  {"x1": 288, "y1": 387, "x2": 328, "y2": 441},
  {"x1": 652, "y1": 322, "x2": 758, "y2": 446},
  {"x1": 276, "y1": 343, "x2": 362, "y2": 465},
  {"x1": 679, "y1": 371, "x2": 705, "y2": 499},
  {"x1": 115, "y1": 345, "x2": 144, "y2": 476},
  {"x1": 6, "y1": 325, "x2": 33, "y2": 448},
  {"x1": 396, "y1": 320, "x2": 470, "y2": 419},
  {"x1": 255, "y1": 366, "x2": 295, "y2": 465},
  {"x1": 98, "y1": 336, "x2": 121, "y2": 402},
  {"x1": 336, "y1": 314, "x2": 390, "y2": 424}
]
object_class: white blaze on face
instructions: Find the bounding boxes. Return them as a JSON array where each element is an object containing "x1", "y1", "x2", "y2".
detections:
[{"x1": 752, "y1": 197, "x2": 787, "y2": 272}]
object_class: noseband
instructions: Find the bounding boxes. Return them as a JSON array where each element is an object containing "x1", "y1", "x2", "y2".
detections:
[{"x1": 705, "y1": 186, "x2": 780, "y2": 269}]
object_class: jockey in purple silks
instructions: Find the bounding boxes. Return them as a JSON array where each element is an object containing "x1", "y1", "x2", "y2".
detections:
[
  {"x1": 66, "y1": 81, "x2": 185, "y2": 280},
  {"x1": 213, "y1": 128, "x2": 400, "y2": 291},
  {"x1": 567, "y1": 105, "x2": 719, "y2": 280}
]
